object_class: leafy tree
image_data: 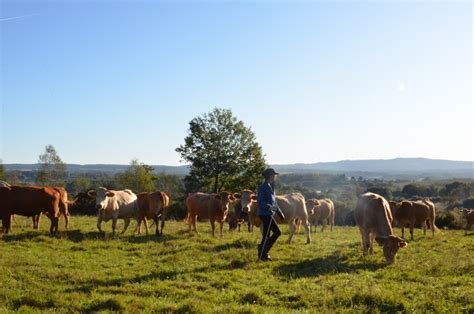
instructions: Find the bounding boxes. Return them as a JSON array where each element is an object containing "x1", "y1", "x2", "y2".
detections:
[
  {"x1": 115, "y1": 159, "x2": 156, "y2": 193},
  {"x1": 66, "y1": 176, "x2": 93, "y2": 195},
  {"x1": 176, "y1": 108, "x2": 266, "y2": 193},
  {"x1": 0, "y1": 159, "x2": 5, "y2": 181},
  {"x1": 366, "y1": 186, "x2": 393, "y2": 200},
  {"x1": 35, "y1": 145, "x2": 67, "y2": 186}
]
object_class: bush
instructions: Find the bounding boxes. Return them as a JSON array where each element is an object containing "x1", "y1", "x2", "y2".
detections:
[{"x1": 435, "y1": 209, "x2": 464, "y2": 230}]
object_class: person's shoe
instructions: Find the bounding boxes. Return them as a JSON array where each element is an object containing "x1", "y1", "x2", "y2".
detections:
[{"x1": 265, "y1": 255, "x2": 273, "y2": 261}]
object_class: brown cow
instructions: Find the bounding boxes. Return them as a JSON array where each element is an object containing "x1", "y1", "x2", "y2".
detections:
[
  {"x1": 136, "y1": 191, "x2": 170, "y2": 236},
  {"x1": 307, "y1": 198, "x2": 335, "y2": 232},
  {"x1": 0, "y1": 186, "x2": 61, "y2": 234},
  {"x1": 388, "y1": 199, "x2": 438, "y2": 240},
  {"x1": 354, "y1": 192, "x2": 407, "y2": 264},
  {"x1": 185, "y1": 192, "x2": 236, "y2": 236},
  {"x1": 460, "y1": 208, "x2": 474, "y2": 234},
  {"x1": 32, "y1": 187, "x2": 70, "y2": 230}
]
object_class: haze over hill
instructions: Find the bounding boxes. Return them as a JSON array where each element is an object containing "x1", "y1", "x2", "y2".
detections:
[{"x1": 4, "y1": 158, "x2": 474, "y2": 180}]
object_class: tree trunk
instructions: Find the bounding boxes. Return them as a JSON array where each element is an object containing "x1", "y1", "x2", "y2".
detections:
[{"x1": 213, "y1": 173, "x2": 219, "y2": 193}]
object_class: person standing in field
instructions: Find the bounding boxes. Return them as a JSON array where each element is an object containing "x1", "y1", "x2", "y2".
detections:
[{"x1": 257, "y1": 168, "x2": 285, "y2": 261}]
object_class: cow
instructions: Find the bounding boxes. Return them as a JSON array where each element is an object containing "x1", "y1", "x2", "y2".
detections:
[
  {"x1": 388, "y1": 199, "x2": 438, "y2": 240},
  {"x1": 88, "y1": 187, "x2": 139, "y2": 235},
  {"x1": 233, "y1": 190, "x2": 258, "y2": 232},
  {"x1": 0, "y1": 180, "x2": 10, "y2": 187},
  {"x1": 460, "y1": 208, "x2": 474, "y2": 234},
  {"x1": 32, "y1": 187, "x2": 70, "y2": 230},
  {"x1": 184, "y1": 192, "x2": 236, "y2": 236},
  {"x1": 306, "y1": 198, "x2": 335, "y2": 232},
  {"x1": 0, "y1": 186, "x2": 61, "y2": 235},
  {"x1": 275, "y1": 193, "x2": 312, "y2": 244},
  {"x1": 354, "y1": 192, "x2": 407, "y2": 264},
  {"x1": 136, "y1": 191, "x2": 170, "y2": 236}
]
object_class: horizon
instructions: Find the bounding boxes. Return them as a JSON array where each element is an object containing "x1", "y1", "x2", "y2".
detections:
[{"x1": 1, "y1": 1, "x2": 472, "y2": 165}]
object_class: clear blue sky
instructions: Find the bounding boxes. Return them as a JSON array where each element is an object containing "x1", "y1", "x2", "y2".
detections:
[{"x1": 1, "y1": 1, "x2": 472, "y2": 165}]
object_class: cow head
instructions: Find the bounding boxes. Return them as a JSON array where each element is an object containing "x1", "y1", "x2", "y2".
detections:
[
  {"x1": 375, "y1": 235, "x2": 408, "y2": 264},
  {"x1": 234, "y1": 190, "x2": 257, "y2": 213},
  {"x1": 88, "y1": 187, "x2": 115, "y2": 211},
  {"x1": 214, "y1": 191, "x2": 236, "y2": 213},
  {"x1": 305, "y1": 199, "x2": 321, "y2": 216}
]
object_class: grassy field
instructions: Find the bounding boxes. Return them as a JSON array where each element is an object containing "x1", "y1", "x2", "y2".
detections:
[{"x1": 0, "y1": 216, "x2": 472, "y2": 313}]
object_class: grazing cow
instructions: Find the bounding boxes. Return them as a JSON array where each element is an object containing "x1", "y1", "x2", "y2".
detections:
[
  {"x1": 460, "y1": 208, "x2": 474, "y2": 234},
  {"x1": 233, "y1": 190, "x2": 258, "y2": 232},
  {"x1": 185, "y1": 192, "x2": 236, "y2": 236},
  {"x1": 88, "y1": 187, "x2": 139, "y2": 235},
  {"x1": 136, "y1": 191, "x2": 170, "y2": 236},
  {"x1": 354, "y1": 192, "x2": 407, "y2": 264},
  {"x1": 307, "y1": 198, "x2": 335, "y2": 232},
  {"x1": 275, "y1": 193, "x2": 312, "y2": 244},
  {"x1": 33, "y1": 187, "x2": 70, "y2": 230},
  {"x1": 0, "y1": 186, "x2": 61, "y2": 234},
  {"x1": 388, "y1": 199, "x2": 438, "y2": 240}
]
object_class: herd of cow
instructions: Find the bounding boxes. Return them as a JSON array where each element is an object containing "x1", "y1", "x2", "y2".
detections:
[{"x1": 1, "y1": 180, "x2": 473, "y2": 264}]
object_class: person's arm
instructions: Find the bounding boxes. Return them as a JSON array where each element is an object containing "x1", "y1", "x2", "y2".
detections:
[{"x1": 257, "y1": 184, "x2": 273, "y2": 212}]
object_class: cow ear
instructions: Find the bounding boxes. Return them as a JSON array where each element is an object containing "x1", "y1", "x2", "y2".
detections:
[
  {"x1": 87, "y1": 190, "x2": 96, "y2": 197},
  {"x1": 251, "y1": 195, "x2": 257, "y2": 201},
  {"x1": 233, "y1": 193, "x2": 241, "y2": 199},
  {"x1": 375, "y1": 236, "x2": 386, "y2": 246},
  {"x1": 229, "y1": 196, "x2": 236, "y2": 201},
  {"x1": 399, "y1": 240, "x2": 408, "y2": 248},
  {"x1": 106, "y1": 191, "x2": 115, "y2": 197}
]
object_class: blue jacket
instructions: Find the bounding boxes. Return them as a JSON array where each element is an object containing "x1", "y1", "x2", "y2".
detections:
[{"x1": 257, "y1": 181, "x2": 276, "y2": 216}]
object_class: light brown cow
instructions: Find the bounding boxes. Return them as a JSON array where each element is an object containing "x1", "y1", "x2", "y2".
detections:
[
  {"x1": 354, "y1": 192, "x2": 407, "y2": 264},
  {"x1": 136, "y1": 191, "x2": 170, "y2": 236},
  {"x1": 460, "y1": 208, "x2": 474, "y2": 234},
  {"x1": 275, "y1": 193, "x2": 312, "y2": 244},
  {"x1": 32, "y1": 187, "x2": 70, "y2": 230},
  {"x1": 185, "y1": 192, "x2": 236, "y2": 236},
  {"x1": 306, "y1": 198, "x2": 335, "y2": 232},
  {"x1": 388, "y1": 199, "x2": 438, "y2": 240},
  {"x1": 0, "y1": 186, "x2": 61, "y2": 234},
  {"x1": 233, "y1": 190, "x2": 259, "y2": 232}
]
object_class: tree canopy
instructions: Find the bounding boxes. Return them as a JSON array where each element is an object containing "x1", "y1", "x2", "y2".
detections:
[
  {"x1": 35, "y1": 145, "x2": 67, "y2": 186},
  {"x1": 176, "y1": 108, "x2": 266, "y2": 193}
]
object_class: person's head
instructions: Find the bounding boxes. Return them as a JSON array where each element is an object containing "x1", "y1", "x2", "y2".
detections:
[{"x1": 262, "y1": 168, "x2": 279, "y2": 183}]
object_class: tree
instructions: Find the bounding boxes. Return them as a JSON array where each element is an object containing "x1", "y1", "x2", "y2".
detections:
[
  {"x1": 0, "y1": 159, "x2": 5, "y2": 181},
  {"x1": 115, "y1": 159, "x2": 156, "y2": 193},
  {"x1": 35, "y1": 145, "x2": 67, "y2": 186},
  {"x1": 176, "y1": 108, "x2": 266, "y2": 193}
]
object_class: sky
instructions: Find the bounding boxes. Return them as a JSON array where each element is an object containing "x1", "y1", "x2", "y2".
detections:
[{"x1": 1, "y1": 0, "x2": 472, "y2": 166}]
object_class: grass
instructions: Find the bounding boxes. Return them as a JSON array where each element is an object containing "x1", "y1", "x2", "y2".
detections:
[{"x1": 0, "y1": 216, "x2": 473, "y2": 313}]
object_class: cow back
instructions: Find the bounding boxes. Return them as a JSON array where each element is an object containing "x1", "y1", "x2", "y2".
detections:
[{"x1": 355, "y1": 192, "x2": 393, "y2": 237}]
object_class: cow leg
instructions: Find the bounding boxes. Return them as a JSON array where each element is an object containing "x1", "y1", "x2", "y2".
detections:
[
  {"x1": 154, "y1": 217, "x2": 160, "y2": 236},
  {"x1": 188, "y1": 215, "x2": 193, "y2": 235},
  {"x1": 321, "y1": 219, "x2": 327, "y2": 232},
  {"x1": 97, "y1": 215, "x2": 104, "y2": 233},
  {"x1": 303, "y1": 220, "x2": 311, "y2": 244},
  {"x1": 143, "y1": 217, "x2": 150, "y2": 236},
  {"x1": 210, "y1": 219, "x2": 216, "y2": 237},
  {"x1": 330, "y1": 216, "x2": 334, "y2": 232},
  {"x1": 121, "y1": 218, "x2": 131, "y2": 234},
  {"x1": 219, "y1": 221, "x2": 224, "y2": 237},
  {"x1": 160, "y1": 216, "x2": 165, "y2": 236},
  {"x1": 422, "y1": 221, "x2": 427, "y2": 236},
  {"x1": 287, "y1": 221, "x2": 296, "y2": 244},
  {"x1": 369, "y1": 233, "x2": 375, "y2": 255},
  {"x1": 193, "y1": 215, "x2": 198, "y2": 233},
  {"x1": 111, "y1": 216, "x2": 118, "y2": 236},
  {"x1": 409, "y1": 220, "x2": 415, "y2": 240}
]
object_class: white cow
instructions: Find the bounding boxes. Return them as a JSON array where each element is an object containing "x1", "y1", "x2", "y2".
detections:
[
  {"x1": 0, "y1": 180, "x2": 10, "y2": 187},
  {"x1": 88, "y1": 187, "x2": 139, "y2": 235}
]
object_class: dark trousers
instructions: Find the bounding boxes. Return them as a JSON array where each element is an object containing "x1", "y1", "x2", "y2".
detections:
[{"x1": 259, "y1": 215, "x2": 281, "y2": 257}]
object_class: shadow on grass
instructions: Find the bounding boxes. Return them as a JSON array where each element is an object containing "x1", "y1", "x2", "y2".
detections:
[
  {"x1": 274, "y1": 253, "x2": 385, "y2": 278},
  {"x1": 209, "y1": 239, "x2": 255, "y2": 252}
]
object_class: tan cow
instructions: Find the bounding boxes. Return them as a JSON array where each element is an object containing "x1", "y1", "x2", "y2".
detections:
[
  {"x1": 136, "y1": 191, "x2": 170, "y2": 236},
  {"x1": 33, "y1": 187, "x2": 70, "y2": 230},
  {"x1": 306, "y1": 198, "x2": 335, "y2": 232},
  {"x1": 275, "y1": 193, "x2": 312, "y2": 244},
  {"x1": 185, "y1": 192, "x2": 236, "y2": 236},
  {"x1": 233, "y1": 190, "x2": 259, "y2": 232},
  {"x1": 460, "y1": 208, "x2": 474, "y2": 234},
  {"x1": 388, "y1": 199, "x2": 438, "y2": 240},
  {"x1": 88, "y1": 187, "x2": 139, "y2": 235},
  {"x1": 354, "y1": 192, "x2": 407, "y2": 264}
]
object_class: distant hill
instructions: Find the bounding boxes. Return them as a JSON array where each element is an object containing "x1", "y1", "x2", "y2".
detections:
[{"x1": 4, "y1": 158, "x2": 474, "y2": 179}]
